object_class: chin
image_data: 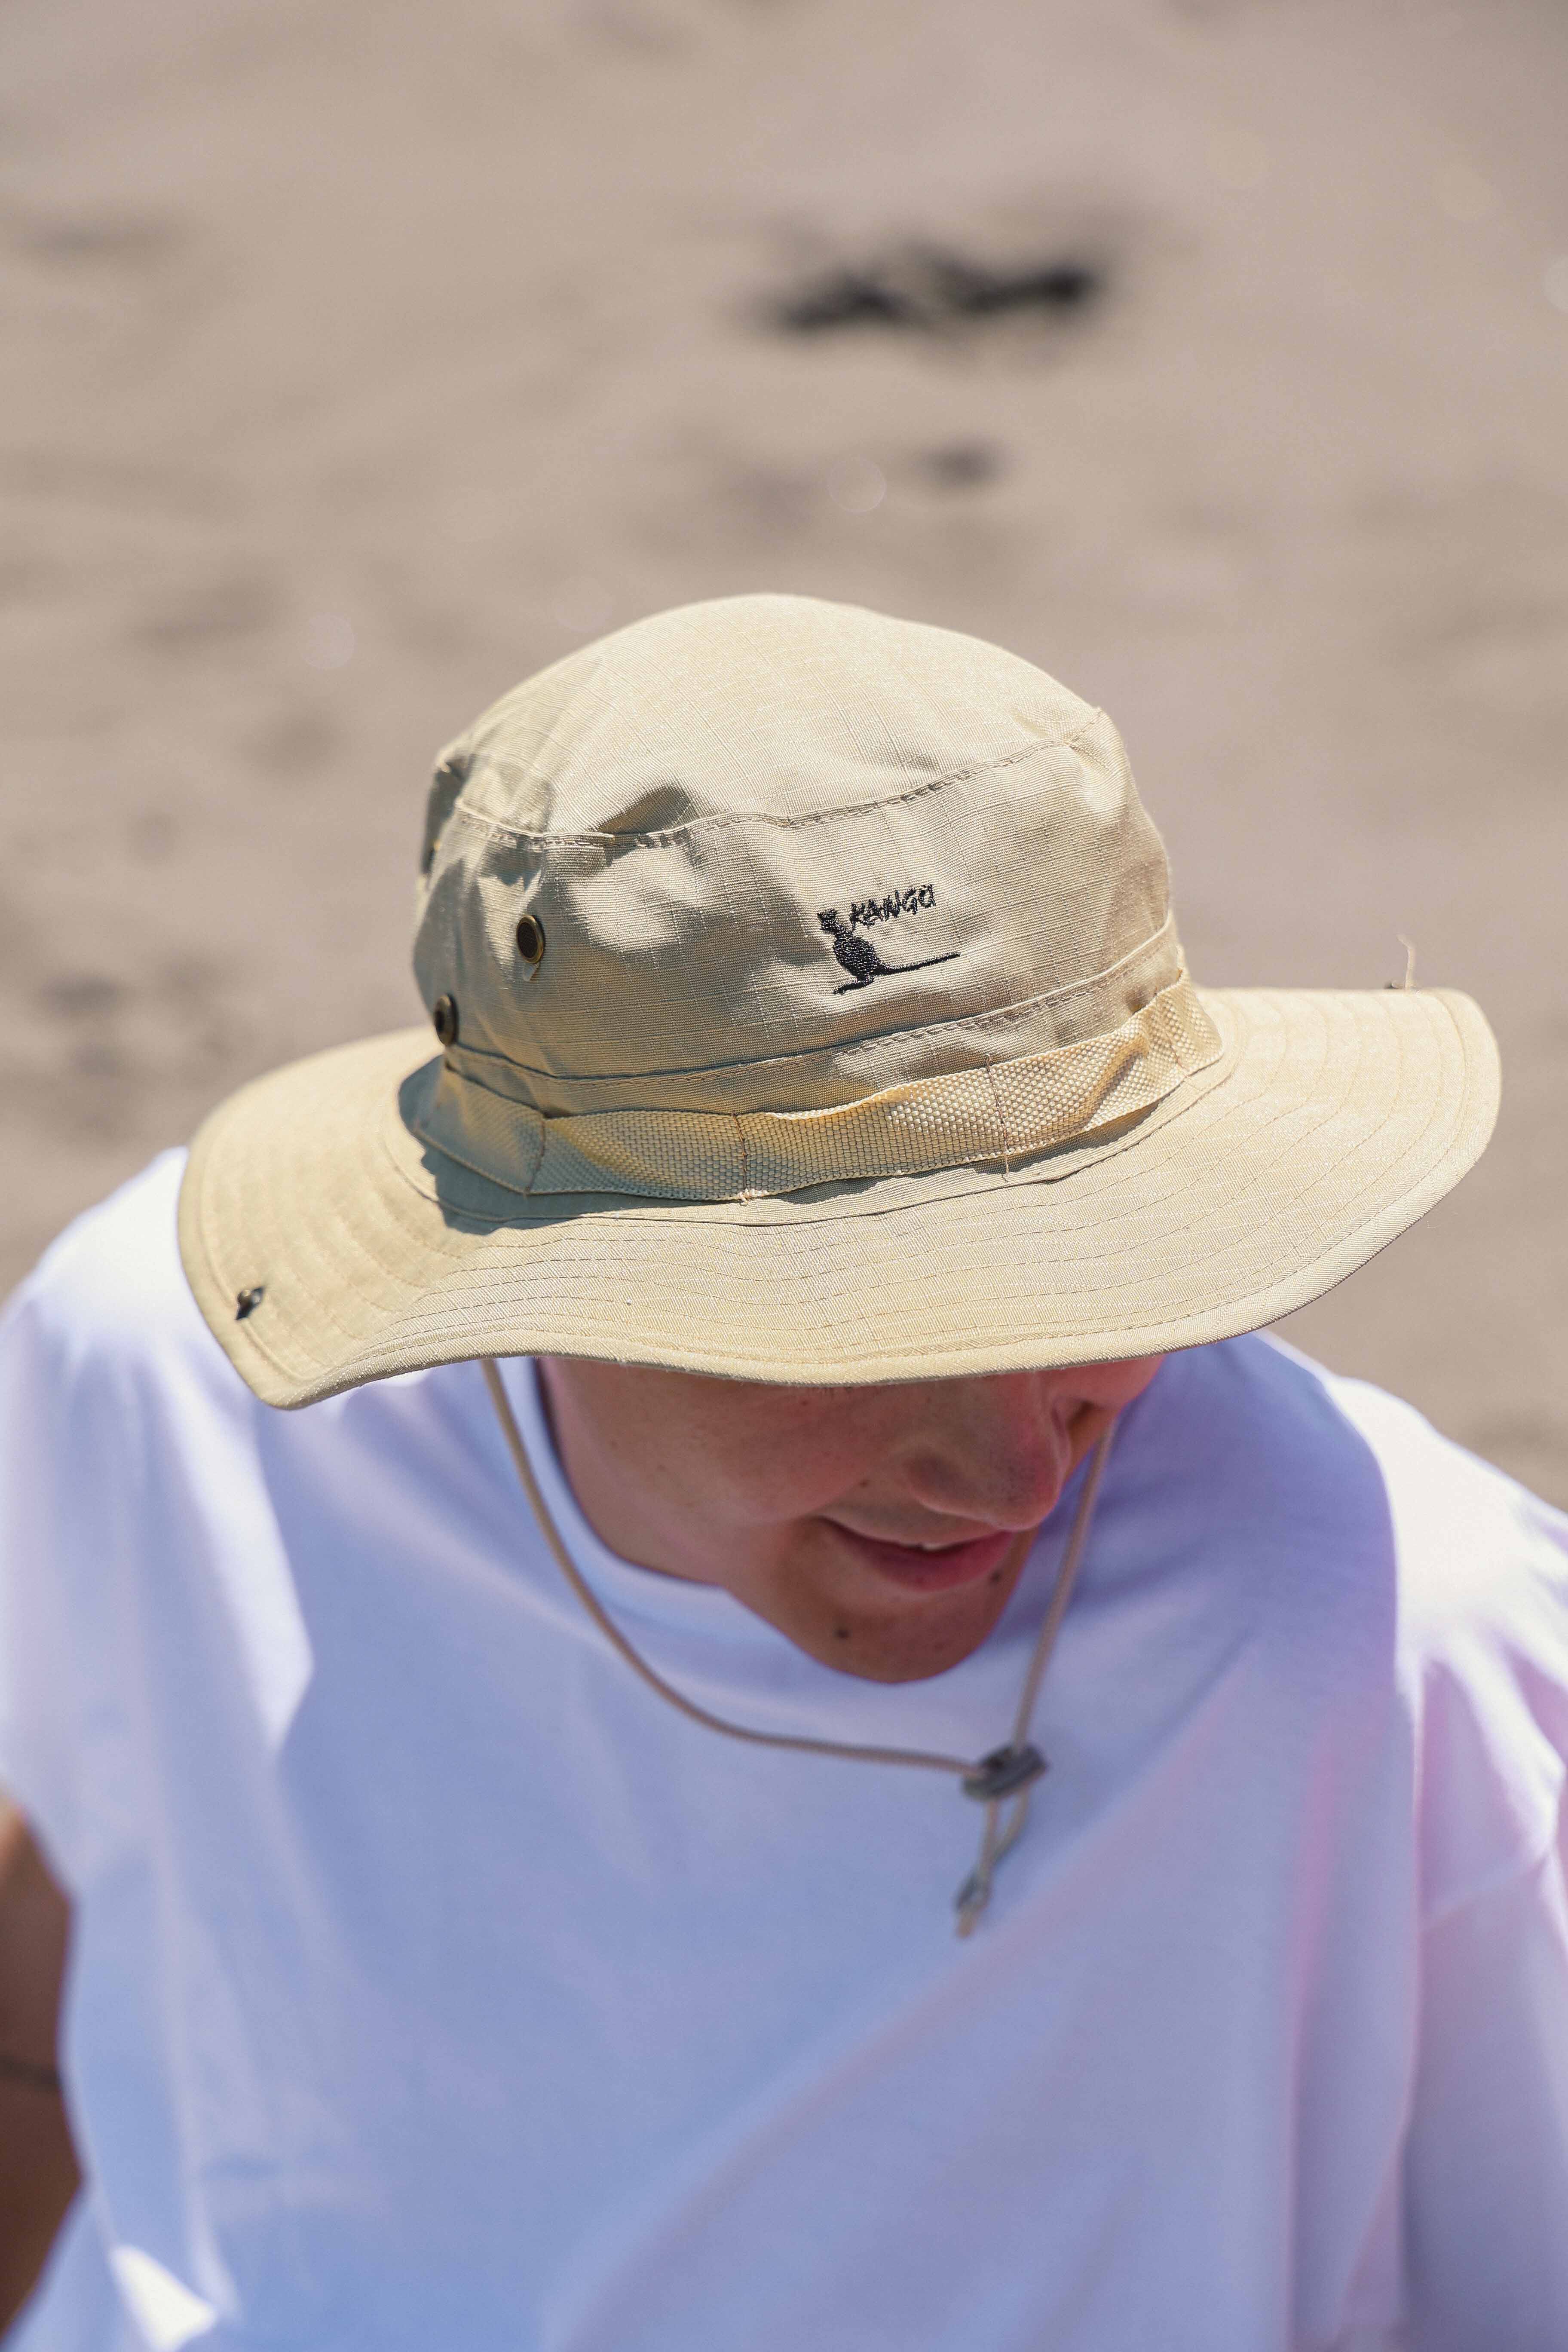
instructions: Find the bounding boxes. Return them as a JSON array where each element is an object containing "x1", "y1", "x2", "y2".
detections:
[{"x1": 804, "y1": 1582, "x2": 1017, "y2": 1684}]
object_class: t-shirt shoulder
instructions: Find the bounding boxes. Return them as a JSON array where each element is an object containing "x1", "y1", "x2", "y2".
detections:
[
  {"x1": 0, "y1": 1153, "x2": 285, "y2": 1880},
  {"x1": 1, "y1": 1148, "x2": 233, "y2": 1403},
  {"x1": 1260, "y1": 1334, "x2": 1568, "y2": 1919}
]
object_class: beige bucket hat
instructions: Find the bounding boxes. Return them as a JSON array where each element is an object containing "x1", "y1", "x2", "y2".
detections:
[{"x1": 180, "y1": 594, "x2": 1499, "y2": 1409}]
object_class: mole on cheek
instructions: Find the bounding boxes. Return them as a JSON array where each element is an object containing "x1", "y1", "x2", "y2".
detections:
[{"x1": 834, "y1": 1626, "x2": 851, "y2": 1641}]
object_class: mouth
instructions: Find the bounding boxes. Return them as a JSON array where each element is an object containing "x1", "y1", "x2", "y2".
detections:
[{"x1": 823, "y1": 1522, "x2": 1020, "y2": 1595}]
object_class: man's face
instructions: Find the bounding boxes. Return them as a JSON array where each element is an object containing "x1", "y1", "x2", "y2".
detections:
[{"x1": 535, "y1": 1356, "x2": 1164, "y2": 1683}]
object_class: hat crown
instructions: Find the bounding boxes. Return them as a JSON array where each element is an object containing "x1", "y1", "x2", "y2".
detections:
[{"x1": 413, "y1": 595, "x2": 1177, "y2": 1117}]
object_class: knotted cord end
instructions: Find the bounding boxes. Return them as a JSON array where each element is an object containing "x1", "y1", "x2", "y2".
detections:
[{"x1": 953, "y1": 1870, "x2": 989, "y2": 1937}]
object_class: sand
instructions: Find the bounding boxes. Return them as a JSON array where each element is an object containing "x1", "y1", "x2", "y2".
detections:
[{"x1": 3, "y1": 0, "x2": 1565, "y2": 1499}]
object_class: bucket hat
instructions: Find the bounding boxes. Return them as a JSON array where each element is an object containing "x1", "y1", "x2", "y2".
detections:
[{"x1": 180, "y1": 594, "x2": 1499, "y2": 1409}]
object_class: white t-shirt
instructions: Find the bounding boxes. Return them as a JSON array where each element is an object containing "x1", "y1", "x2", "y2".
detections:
[{"x1": 2, "y1": 1152, "x2": 1566, "y2": 2352}]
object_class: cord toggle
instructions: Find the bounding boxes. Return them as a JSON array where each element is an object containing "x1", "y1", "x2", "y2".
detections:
[{"x1": 962, "y1": 1743, "x2": 1047, "y2": 1802}]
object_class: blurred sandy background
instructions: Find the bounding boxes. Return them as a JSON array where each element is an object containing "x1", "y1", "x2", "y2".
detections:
[{"x1": 2, "y1": 0, "x2": 1564, "y2": 1499}]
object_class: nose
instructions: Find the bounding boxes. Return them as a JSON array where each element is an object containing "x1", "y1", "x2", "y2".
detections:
[{"x1": 900, "y1": 1372, "x2": 1084, "y2": 1531}]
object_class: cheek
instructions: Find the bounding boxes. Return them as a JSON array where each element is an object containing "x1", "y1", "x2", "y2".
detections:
[
  {"x1": 1076, "y1": 1355, "x2": 1165, "y2": 1414},
  {"x1": 1123, "y1": 1355, "x2": 1167, "y2": 1404},
  {"x1": 686, "y1": 1392, "x2": 885, "y2": 1523}
]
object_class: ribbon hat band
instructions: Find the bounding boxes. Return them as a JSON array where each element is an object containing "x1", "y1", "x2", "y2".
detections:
[{"x1": 407, "y1": 971, "x2": 1224, "y2": 1204}]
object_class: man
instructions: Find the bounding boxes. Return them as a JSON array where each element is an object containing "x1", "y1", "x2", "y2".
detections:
[{"x1": 1, "y1": 596, "x2": 1565, "y2": 2350}]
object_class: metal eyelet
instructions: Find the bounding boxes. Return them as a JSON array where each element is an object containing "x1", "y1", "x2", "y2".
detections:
[
  {"x1": 432, "y1": 993, "x2": 459, "y2": 1047},
  {"x1": 514, "y1": 914, "x2": 546, "y2": 967}
]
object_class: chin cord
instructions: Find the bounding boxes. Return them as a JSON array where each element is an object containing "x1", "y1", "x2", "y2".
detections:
[{"x1": 481, "y1": 1360, "x2": 1116, "y2": 1936}]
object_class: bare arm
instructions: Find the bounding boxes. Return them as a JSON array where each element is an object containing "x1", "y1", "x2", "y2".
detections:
[{"x1": 0, "y1": 1797, "x2": 77, "y2": 2337}]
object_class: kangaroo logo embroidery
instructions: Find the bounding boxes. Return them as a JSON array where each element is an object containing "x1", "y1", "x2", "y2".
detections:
[{"x1": 816, "y1": 884, "x2": 960, "y2": 994}]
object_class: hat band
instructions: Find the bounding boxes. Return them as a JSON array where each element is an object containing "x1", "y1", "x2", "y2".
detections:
[{"x1": 407, "y1": 971, "x2": 1223, "y2": 1204}]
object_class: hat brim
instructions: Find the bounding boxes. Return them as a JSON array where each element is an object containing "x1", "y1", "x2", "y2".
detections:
[{"x1": 179, "y1": 986, "x2": 1498, "y2": 1409}]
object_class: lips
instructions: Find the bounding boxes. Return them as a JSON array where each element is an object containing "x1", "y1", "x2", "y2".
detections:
[{"x1": 824, "y1": 1522, "x2": 1019, "y2": 1595}]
